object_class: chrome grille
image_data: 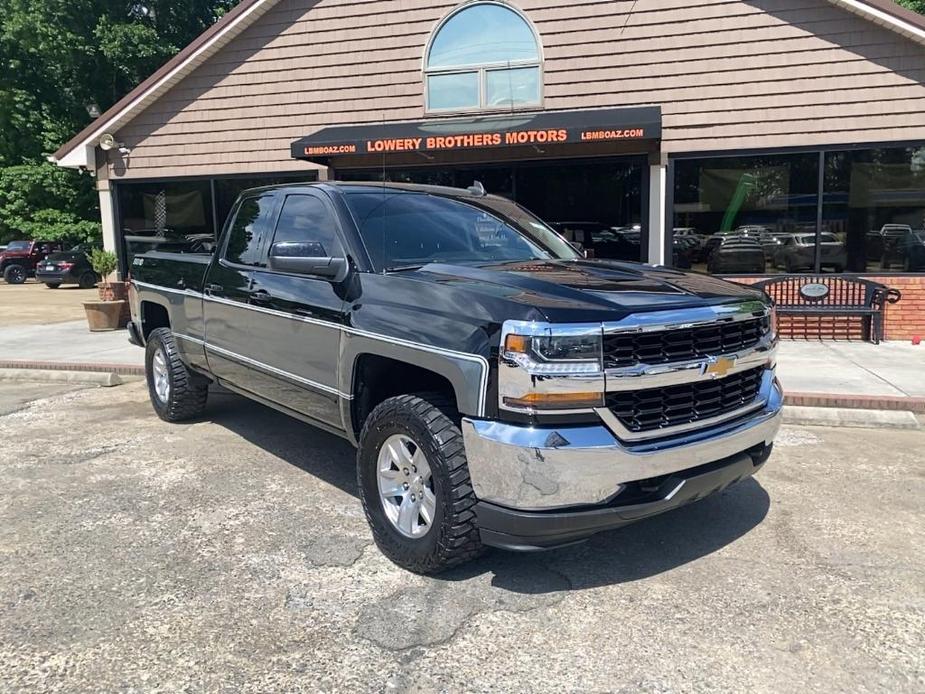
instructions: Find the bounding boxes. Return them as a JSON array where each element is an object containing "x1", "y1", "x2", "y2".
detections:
[
  {"x1": 603, "y1": 318, "x2": 764, "y2": 369},
  {"x1": 606, "y1": 366, "x2": 764, "y2": 433}
]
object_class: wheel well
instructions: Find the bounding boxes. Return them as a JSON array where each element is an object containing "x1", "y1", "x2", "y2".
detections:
[
  {"x1": 351, "y1": 355, "x2": 458, "y2": 437},
  {"x1": 140, "y1": 301, "x2": 170, "y2": 339}
]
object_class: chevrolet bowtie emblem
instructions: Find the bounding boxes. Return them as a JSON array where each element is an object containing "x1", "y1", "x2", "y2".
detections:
[{"x1": 703, "y1": 356, "x2": 737, "y2": 378}]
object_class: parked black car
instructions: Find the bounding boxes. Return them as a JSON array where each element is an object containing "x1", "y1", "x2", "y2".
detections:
[
  {"x1": 34, "y1": 244, "x2": 100, "y2": 289},
  {"x1": 706, "y1": 236, "x2": 767, "y2": 274}
]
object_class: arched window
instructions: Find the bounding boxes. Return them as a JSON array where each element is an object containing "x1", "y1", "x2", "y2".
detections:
[{"x1": 424, "y1": 2, "x2": 542, "y2": 113}]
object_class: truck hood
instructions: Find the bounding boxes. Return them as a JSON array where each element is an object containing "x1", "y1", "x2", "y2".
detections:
[{"x1": 404, "y1": 259, "x2": 765, "y2": 321}]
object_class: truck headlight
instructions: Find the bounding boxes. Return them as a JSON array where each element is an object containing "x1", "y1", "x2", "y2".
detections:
[
  {"x1": 504, "y1": 332, "x2": 602, "y2": 370},
  {"x1": 499, "y1": 322, "x2": 604, "y2": 412},
  {"x1": 761, "y1": 306, "x2": 778, "y2": 341}
]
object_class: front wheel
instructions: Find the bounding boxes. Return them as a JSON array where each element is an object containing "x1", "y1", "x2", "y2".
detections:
[
  {"x1": 145, "y1": 328, "x2": 209, "y2": 422},
  {"x1": 3, "y1": 265, "x2": 26, "y2": 284},
  {"x1": 357, "y1": 393, "x2": 483, "y2": 574}
]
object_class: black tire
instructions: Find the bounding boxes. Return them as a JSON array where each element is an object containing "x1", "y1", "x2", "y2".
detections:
[
  {"x1": 45, "y1": 283, "x2": 61, "y2": 289},
  {"x1": 145, "y1": 328, "x2": 209, "y2": 422},
  {"x1": 357, "y1": 392, "x2": 483, "y2": 574},
  {"x1": 78, "y1": 271, "x2": 97, "y2": 289},
  {"x1": 3, "y1": 265, "x2": 26, "y2": 284}
]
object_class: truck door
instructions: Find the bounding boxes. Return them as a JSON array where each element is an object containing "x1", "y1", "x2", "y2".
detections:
[
  {"x1": 244, "y1": 191, "x2": 348, "y2": 429},
  {"x1": 202, "y1": 191, "x2": 280, "y2": 391}
]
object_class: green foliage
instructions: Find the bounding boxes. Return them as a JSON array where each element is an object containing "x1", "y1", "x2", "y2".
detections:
[
  {"x1": 0, "y1": 0, "x2": 237, "y2": 244},
  {"x1": 88, "y1": 247, "x2": 117, "y2": 278},
  {"x1": 0, "y1": 162, "x2": 99, "y2": 243},
  {"x1": 896, "y1": 1, "x2": 925, "y2": 14}
]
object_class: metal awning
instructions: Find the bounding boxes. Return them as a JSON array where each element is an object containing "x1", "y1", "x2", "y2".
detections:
[{"x1": 290, "y1": 106, "x2": 661, "y2": 167}]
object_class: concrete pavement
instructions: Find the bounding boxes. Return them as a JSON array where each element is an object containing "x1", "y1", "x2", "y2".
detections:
[
  {"x1": 0, "y1": 320, "x2": 143, "y2": 369},
  {"x1": 0, "y1": 380, "x2": 922, "y2": 692}
]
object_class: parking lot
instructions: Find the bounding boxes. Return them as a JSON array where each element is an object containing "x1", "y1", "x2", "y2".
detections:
[
  {"x1": 0, "y1": 280, "x2": 91, "y2": 326},
  {"x1": 0, "y1": 380, "x2": 922, "y2": 692}
]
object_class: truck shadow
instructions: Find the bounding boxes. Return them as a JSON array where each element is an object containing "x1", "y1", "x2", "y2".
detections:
[
  {"x1": 206, "y1": 389, "x2": 771, "y2": 592},
  {"x1": 441, "y1": 479, "x2": 771, "y2": 592}
]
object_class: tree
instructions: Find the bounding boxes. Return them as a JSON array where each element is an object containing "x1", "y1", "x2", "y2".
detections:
[
  {"x1": 896, "y1": 1, "x2": 925, "y2": 14},
  {"x1": 0, "y1": 1, "x2": 236, "y2": 244}
]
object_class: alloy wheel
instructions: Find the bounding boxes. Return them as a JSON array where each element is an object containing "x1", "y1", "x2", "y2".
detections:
[
  {"x1": 151, "y1": 346, "x2": 171, "y2": 403},
  {"x1": 376, "y1": 434, "x2": 436, "y2": 538}
]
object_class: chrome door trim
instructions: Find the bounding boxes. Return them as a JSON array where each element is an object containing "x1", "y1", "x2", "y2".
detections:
[
  {"x1": 200, "y1": 292, "x2": 489, "y2": 415},
  {"x1": 174, "y1": 332, "x2": 353, "y2": 400}
]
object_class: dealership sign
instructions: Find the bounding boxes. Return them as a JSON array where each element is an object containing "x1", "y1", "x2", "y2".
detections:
[{"x1": 291, "y1": 106, "x2": 661, "y2": 163}]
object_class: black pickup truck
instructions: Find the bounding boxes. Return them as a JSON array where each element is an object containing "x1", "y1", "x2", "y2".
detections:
[{"x1": 127, "y1": 181, "x2": 782, "y2": 573}]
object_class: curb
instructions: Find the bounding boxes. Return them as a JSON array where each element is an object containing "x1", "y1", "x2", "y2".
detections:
[
  {"x1": 0, "y1": 360, "x2": 144, "y2": 377},
  {"x1": 0, "y1": 368, "x2": 134, "y2": 387},
  {"x1": 784, "y1": 392, "x2": 925, "y2": 414},
  {"x1": 783, "y1": 406, "x2": 921, "y2": 430}
]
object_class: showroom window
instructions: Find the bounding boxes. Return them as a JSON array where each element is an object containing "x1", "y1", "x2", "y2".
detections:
[
  {"x1": 822, "y1": 147, "x2": 925, "y2": 273},
  {"x1": 424, "y1": 2, "x2": 542, "y2": 113},
  {"x1": 672, "y1": 153, "x2": 820, "y2": 275},
  {"x1": 671, "y1": 146, "x2": 925, "y2": 275}
]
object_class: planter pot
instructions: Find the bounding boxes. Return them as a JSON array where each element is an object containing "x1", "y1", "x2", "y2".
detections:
[
  {"x1": 84, "y1": 300, "x2": 127, "y2": 332},
  {"x1": 97, "y1": 281, "x2": 128, "y2": 302}
]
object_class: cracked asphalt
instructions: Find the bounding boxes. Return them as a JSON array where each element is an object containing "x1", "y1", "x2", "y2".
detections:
[{"x1": 0, "y1": 380, "x2": 922, "y2": 693}]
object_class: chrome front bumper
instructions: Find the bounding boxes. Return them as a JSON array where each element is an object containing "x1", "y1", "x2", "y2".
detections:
[{"x1": 462, "y1": 370, "x2": 783, "y2": 511}]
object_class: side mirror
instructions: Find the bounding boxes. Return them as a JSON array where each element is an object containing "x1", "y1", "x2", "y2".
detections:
[{"x1": 268, "y1": 241, "x2": 348, "y2": 281}]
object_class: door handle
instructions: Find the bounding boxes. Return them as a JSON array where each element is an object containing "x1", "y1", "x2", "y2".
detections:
[
  {"x1": 205, "y1": 283, "x2": 223, "y2": 295},
  {"x1": 249, "y1": 289, "x2": 272, "y2": 304}
]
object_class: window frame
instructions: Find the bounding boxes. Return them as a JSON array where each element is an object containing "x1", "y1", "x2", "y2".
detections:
[
  {"x1": 423, "y1": 1, "x2": 544, "y2": 115},
  {"x1": 257, "y1": 191, "x2": 350, "y2": 279},
  {"x1": 219, "y1": 192, "x2": 281, "y2": 270}
]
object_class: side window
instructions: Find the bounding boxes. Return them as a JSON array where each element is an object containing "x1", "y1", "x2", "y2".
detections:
[
  {"x1": 270, "y1": 195, "x2": 343, "y2": 259},
  {"x1": 224, "y1": 194, "x2": 276, "y2": 266}
]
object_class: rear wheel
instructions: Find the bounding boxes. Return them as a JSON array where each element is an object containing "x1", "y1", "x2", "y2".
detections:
[
  {"x1": 357, "y1": 393, "x2": 483, "y2": 574},
  {"x1": 145, "y1": 328, "x2": 209, "y2": 422},
  {"x1": 78, "y1": 271, "x2": 97, "y2": 289},
  {"x1": 45, "y1": 282, "x2": 61, "y2": 289},
  {"x1": 3, "y1": 265, "x2": 26, "y2": 284}
]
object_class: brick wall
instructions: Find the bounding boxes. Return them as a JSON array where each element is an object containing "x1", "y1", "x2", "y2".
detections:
[{"x1": 730, "y1": 275, "x2": 924, "y2": 342}]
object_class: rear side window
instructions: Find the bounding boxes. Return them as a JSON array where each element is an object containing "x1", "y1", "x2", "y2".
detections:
[
  {"x1": 270, "y1": 195, "x2": 343, "y2": 258},
  {"x1": 224, "y1": 194, "x2": 276, "y2": 266}
]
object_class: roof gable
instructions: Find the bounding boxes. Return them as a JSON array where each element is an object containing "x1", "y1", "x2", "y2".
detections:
[{"x1": 52, "y1": 0, "x2": 925, "y2": 168}]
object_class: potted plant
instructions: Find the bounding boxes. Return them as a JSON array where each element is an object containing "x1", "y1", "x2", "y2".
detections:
[{"x1": 83, "y1": 249, "x2": 127, "y2": 331}]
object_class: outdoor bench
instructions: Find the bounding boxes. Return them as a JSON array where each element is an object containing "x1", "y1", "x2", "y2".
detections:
[{"x1": 752, "y1": 275, "x2": 901, "y2": 344}]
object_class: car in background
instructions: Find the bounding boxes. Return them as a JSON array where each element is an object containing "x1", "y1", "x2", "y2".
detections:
[
  {"x1": 774, "y1": 232, "x2": 847, "y2": 272},
  {"x1": 673, "y1": 227, "x2": 708, "y2": 262},
  {"x1": 550, "y1": 222, "x2": 639, "y2": 261},
  {"x1": 897, "y1": 228, "x2": 925, "y2": 271},
  {"x1": 34, "y1": 244, "x2": 101, "y2": 289},
  {"x1": 0, "y1": 239, "x2": 65, "y2": 284},
  {"x1": 706, "y1": 235, "x2": 766, "y2": 274},
  {"x1": 758, "y1": 230, "x2": 791, "y2": 260}
]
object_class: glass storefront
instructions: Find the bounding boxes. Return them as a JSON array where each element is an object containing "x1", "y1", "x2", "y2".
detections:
[
  {"x1": 116, "y1": 172, "x2": 317, "y2": 269},
  {"x1": 672, "y1": 153, "x2": 819, "y2": 275},
  {"x1": 338, "y1": 158, "x2": 646, "y2": 262},
  {"x1": 823, "y1": 147, "x2": 925, "y2": 273},
  {"x1": 671, "y1": 145, "x2": 925, "y2": 275}
]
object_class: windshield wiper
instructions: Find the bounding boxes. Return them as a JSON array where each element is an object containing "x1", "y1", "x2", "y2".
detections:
[{"x1": 383, "y1": 264, "x2": 425, "y2": 273}]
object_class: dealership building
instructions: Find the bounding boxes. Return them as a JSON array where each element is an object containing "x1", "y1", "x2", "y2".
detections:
[{"x1": 52, "y1": 0, "x2": 925, "y2": 339}]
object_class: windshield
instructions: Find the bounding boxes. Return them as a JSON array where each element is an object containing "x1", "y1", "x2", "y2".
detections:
[
  {"x1": 5, "y1": 240, "x2": 29, "y2": 251},
  {"x1": 343, "y1": 191, "x2": 579, "y2": 271}
]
